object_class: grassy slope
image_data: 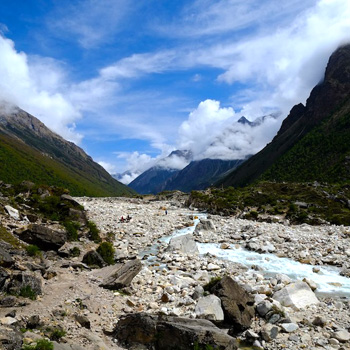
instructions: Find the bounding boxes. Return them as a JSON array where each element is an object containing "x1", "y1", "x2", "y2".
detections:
[{"x1": 0, "y1": 133, "x2": 134, "y2": 196}]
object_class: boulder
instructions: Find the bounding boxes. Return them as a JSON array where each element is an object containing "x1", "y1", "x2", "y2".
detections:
[
  {"x1": 167, "y1": 234, "x2": 199, "y2": 255},
  {"x1": 0, "y1": 325, "x2": 23, "y2": 350},
  {"x1": 0, "y1": 247, "x2": 15, "y2": 268},
  {"x1": 272, "y1": 281, "x2": 319, "y2": 310},
  {"x1": 99, "y1": 259, "x2": 142, "y2": 290},
  {"x1": 0, "y1": 267, "x2": 10, "y2": 290},
  {"x1": 74, "y1": 314, "x2": 91, "y2": 329},
  {"x1": 210, "y1": 276, "x2": 255, "y2": 333},
  {"x1": 82, "y1": 250, "x2": 106, "y2": 268},
  {"x1": 195, "y1": 219, "x2": 216, "y2": 232},
  {"x1": 68, "y1": 208, "x2": 87, "y2": 225},
  {"x1": 18, "y1": 224, "x2": 67, "y2": 251},
  {"x1": 113, "y1": 313, "x2": 238, "y2": 350},
  {"x1": 333, "y1": 329, "x2": 350, "y2": 343},
  {"x1": 195, "y1": 295, "x2": 224, "y2": 321},
  {"x1": 4, "y1": 205, "x2": 20, "y2": 221},
  {"x1": 4, "y1": 271, "x2": 42, "y2": 297}
]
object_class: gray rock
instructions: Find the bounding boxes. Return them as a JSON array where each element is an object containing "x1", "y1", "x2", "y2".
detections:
[
  {"x1": 272, "y1": 281, "x2": 319, "y2": 310},
  {"x1": 0, "y1": 247, "x2": 14, "y2": 267},
  {"x1": 256, "y1": 300, "x2": 272, "y2": 317},
  {"x1": 99, "y1": 259, "x2": 142, "y2": 289},
  {"x1": 192, "y1": 285, "x2": 204, "y2": 300},
  {"x1": 261, "y1": 324, "x2": 279, "y2": 342},
  {"x1": 195, "y1": 294, "x2": 224, "y2": 321},
  {"x1": 167, "y1": 234, "x2": 199, "y2": 255},
  {"x1": 82, "y1": 250, "x2": 106, "y2": 268},
  {"x1": 18, "y1": 224, "x2": 67, "y2": 251},
  {"x1": 196, "y1": 219, "x2": 216, "y2": 231},
  {"x1": 74, "y1": 314, "x2": 91, "y2": 329},
  {"x1": 113, "y1": 313, "x2": 237, "y2": 350},
  {"x1": 4, "y1": 271, "x2": 42, "y2": 297},
  {"x1": 26, "y1": 315, "x2": 41, "y2": 329},
  {"x1": 333, "y1": 329, "x2": 350, "y2": 342},
  {"x1": 0, "y1": 325, "x2": 23, "y2": 350},
  {"x1": 280, "y1": 323, "x2": 299, "y2": 333},
  {"x1": 0, "y1": 296, "x2": 17, "y2": 307},
  {"x1": 0, "y1": 267, "x2": 9, "y2": 290},
  {"x1": 210, "y1": 276, "x2": 255, "y2": 333},
  {"x1": 51, "y1": 341, "x2": 86, "y2": 350},
  {"x1": 312, "y1": 316, "x2": 327, "y2": 327}
]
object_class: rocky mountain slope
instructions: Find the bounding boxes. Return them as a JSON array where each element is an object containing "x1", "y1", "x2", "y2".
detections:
[
  {"x1": 219, "y1": 44, "x2": 350, "y2": 187},
  {"x1": 0, "y1": 105, "x2": 134, "y2": 196}
]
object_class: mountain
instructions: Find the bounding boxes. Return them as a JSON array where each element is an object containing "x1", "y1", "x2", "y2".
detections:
[
  {"x1": 0, "y1": 105, "x2": 135, "y2": 196},
  {"x1": 219, "y1": 44, "x2": 350, "y2": 187},
  {"x1": 128, "y1": 150, "x2": 192, "y2": 194},
  {"x1": 162, "y1": 158, "x2": 246, "y2": 192}
]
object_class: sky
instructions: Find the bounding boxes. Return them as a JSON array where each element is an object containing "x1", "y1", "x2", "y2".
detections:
[{"x1": 0, "y1": 0, "x2": 350, "y2": 183}]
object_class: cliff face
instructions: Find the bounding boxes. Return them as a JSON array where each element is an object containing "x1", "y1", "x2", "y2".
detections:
[
  {"x1": 0, "y1": 106, "x2": 134, "y2": 196},
  {"x1": 219, "y1": 44, "x2": 350, "y2": 187}
]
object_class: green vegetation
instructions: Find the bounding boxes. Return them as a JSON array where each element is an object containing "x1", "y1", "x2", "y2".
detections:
[
  {"x1": 0, "y1": 131, "x2": 134, "y2": 196},
  {"x1": 193, "y1": 342, "x2": 215, "y2": 350},
  {"x1": 0, "y1": 224, "x2": 22, "y2": 248},
  {"x1": 19, "y1": 286, "x2": 37, "y2": 300},
  {"x1": 22, "y1": 339, "x2": 54, "y2": 350},
  {"x1": 69, "y1": 247, "x2": 81, "y2": 257},
  {"x1": 63, "y1": 221, "x2": 80, "y2": 241},
  {"x1": 203, "y1": 276, "x2": 222, "y2": 292},
  {"x1": 97, "y1": 242, "x2": 115, "y2": 265},
  {"x1": 189, "y1": 182, "x2": 350, "y2": 225},
  {"x1": 25, "y1": 245, "x2": 41, "y2": 257},
  {"x1": 46, "y1": 327, "x2": 66, "y2": 341},
  {"x1": 87, "y1": 221, "x2": 101, "y2": 243}
]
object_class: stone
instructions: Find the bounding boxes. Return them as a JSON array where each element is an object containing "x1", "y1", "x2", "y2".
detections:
[
  {"x1": 0, "y1": 267, "x2": 9, "y2": 290},
  {"x1": 113, "y1": 313, "x2": 238, "y2": 350},
  {"x1": 0, "y1": 247, "x2": 14, "y2": 267},
  {"x1": 99, "y1": 259, "x2": 142, "y2": 289},
  {"x1": 256, "y1": 300, "x2": 272, "y2": 317},
  {"x1": 302, "y1": 277, "x2": 317, "y2": 291},
  {"x1": 0, "y1": 296, "x2": 17, "y2": 307},
  {"x1": 333, "y1": 330, "x2": 350, "y2": 342},
  {"x1": 167, "y1": 234, "x2": 199, "y2": 255},
  {"x1": 272, "y1": 281, "x2": 319, "y2": 310},
  {"x1": 4, "y1": 205, "x2": 20, "y2": 220},
  {"x1": 280, "y1": 323, "x2": 299, "y2": 333},
  {"x1": 68, "y1": 208, "x2": 87, "y2": 225},
  {"x1": 26, "y1": 315, "x2": 41, "y2": 329},
  {"x1": 261, "y1": 324, "x2": 279, "y2": 342},
  {"x1": 329, "y1": 338, "x2": 340, "y2": 345},
  {"x1": 196, "y1": 219, "x2": 216, "y2": 232},
  {"x1": 312, "y1": 316, "x2": 327, "y2": 327},
  {"x1": 210, "y1": 276, "x2": 255, "y2": 333},
  {"x1": 74, "y1": 314, "x2": 91, "y2": 329},
  {"x1": 82, "y1": 250, "x2": 106, "y2": 268},
  {"x1": 18, "y1": 224, "x2": 67, "y2": 251},
  {"x1": 5, "y1": 271, "x2": 42, "y2": 297},
  {"x1": 195, "y1": 295, "x2": 224, "y2": 321},
  {"x1": 0, "y1": 325, "x2": 23, "y2": 350},
  {"x1": 0, "y1": 317, "x2": 17, "y2": 325},
  {"x1": 192, "y1": 285, "x2": 204, "y2": 300}
]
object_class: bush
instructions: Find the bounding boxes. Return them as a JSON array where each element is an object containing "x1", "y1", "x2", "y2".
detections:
[
  {"x1": 25, "y1": 245, "x2": 41, "y2": 257},
  {"x1": 22, "y1": 339, "x2": 54, "y2": 350},
  {"x1": 64, "y1": 221, "x2": 80, "y2": 241},
  {"x1": 19, "y1": 286, "x2": 37, "y2": 300},
  {"x1": 87, "y1": 221, "x2": 101, "y2": 243},
  {"x1": 47, "y1": 327, "x2": 66, "y2": 341},
  {"x1": 96, "y1": 242, "x2": 115, "y2": 265},
  {"x1": 69, "y1": 247, "x2": 81, "y2": 257}
]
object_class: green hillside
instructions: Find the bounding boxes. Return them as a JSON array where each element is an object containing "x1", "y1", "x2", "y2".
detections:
[
  {"x1": 261, "y1": 99, "x2": 350, "y2": 183},
  {"x1": 0, "y1": 132, "x2": 134, "y2": 196}
]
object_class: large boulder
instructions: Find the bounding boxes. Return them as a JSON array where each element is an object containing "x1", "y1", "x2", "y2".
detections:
[
  {"x1": 0, "y1": 247, "x2": 14, "y2": 267},
  {"x1": 210, "y1": 276, "x2": 255, "y2": 333},
  {"x1": 98, "y1": 259, "x2": 142, "y2": 290},
  {"x1": 167, "y1": 234, "x2": 199, "y2": 254},
  {"x1": 82, "y1": 250, "x2": 106, "y2": 268},
  {"x1": 4, "y1": 205, "x2": 20, "y2": 221},
  {"x1": 195, "y1": 294, "x2": 224, "y2": 321},
  {"x1": 195, "y1": 219, "x2": 216, "y2": 232},
  {"x1": 0, "y1": 325, "x2": 23, "y2": 350},
  {"x1": 113, "y1": 313, "x2": 237, "y2": 350},
  {"x1": 272, "y1": 281, "x2": 319, "y2": 310},
  {"x1": 18, "y1": 224, "x2": 67, "y2": 251},
  {"x1": 4, "y1": 271, "x2": 42, "y2": 297},
  {"x1": 0, "y1": 268, "x2": 9, "y2": 290}
]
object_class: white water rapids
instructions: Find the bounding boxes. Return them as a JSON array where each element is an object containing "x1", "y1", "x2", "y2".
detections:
[{"x1": 161, "y1": 214, "x2": 350, "y2": 298}]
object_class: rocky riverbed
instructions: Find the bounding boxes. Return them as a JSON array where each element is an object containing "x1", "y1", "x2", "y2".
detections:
[{"x1": 1, "y1": 193, "x2": 350, "y2": 350}]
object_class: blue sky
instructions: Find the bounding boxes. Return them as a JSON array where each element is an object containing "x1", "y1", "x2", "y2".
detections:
[{"x1": 0, "y1": 0, "x2": 350, "y2": 183}]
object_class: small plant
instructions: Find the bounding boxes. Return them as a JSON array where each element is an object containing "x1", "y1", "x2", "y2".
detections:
[
  {"x1": 25, "y1": 245, "x2": 41, "y2": 257},
  {"x1": 47, "y1": 327, "x2": 66, "y2": 341},
  {"x1": 19, "y1": 286, "x2": 37, "y2": 300},
  {"x1": 69, "y1": 246, "x2": 81, "y2": 257},
  {"x1": 64, "y1": 221, "x2": 80, "y2": 241},
  {"x1": 96, "y1": 242, "x2": 115, "y2": 265},
  {"x1": 87, "y1": 221, "x2": 101, "y2": 243},
  {"x1": 203, "y1": 276, "x2": 222, "y2": 292},
  {"x1": 22, "y1": 338, "x2": 54, "y2": 350}
]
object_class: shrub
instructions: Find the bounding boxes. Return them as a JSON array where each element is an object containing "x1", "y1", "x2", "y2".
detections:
[
  {"x1": 87, "y1": 221, "x2": 101, "y2": 243},
  {"x1": 47, "y1": 327, "x2": 66, "y2": 341},
  {"x1": 203, "y1": 276, "x2": 222, "y2": 292},
  {"x1": 22, "y1": 338, "x2": 54, "y2": 350},
  {"x1": 96, "y1": 242, "x2": 115, "y2": 265},
  {"x1": 25, "y1": 245, "x2": 41, "y2": 257},
  {"x1": 19, "y1": 286, "x2": 37, "y2": 300},
  {"x1": 64, "y1": 221, "x2": 80, "y2": 241},
  {"x1": 69, "y1": 247, "x2": 81, "y2": 257}
]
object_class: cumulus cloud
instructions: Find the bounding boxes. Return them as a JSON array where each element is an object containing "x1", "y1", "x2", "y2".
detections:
[
  {"x1": 98, "y1": 161, "x2": 117, "y2": 174},
  {"x1": 177, "y1": 99, "x2": 280, "y2": 160},
  {"x1": 0, "y1": 35, "x2": 82, "y2": 143}
]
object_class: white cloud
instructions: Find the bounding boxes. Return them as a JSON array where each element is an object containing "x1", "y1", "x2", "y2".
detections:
[
  {"x1": 0, "y1": 35, "x2": 82, "y2": 143},
  {"x1": 98, "y1": 161, "x2": 117, "y2": 174}
]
